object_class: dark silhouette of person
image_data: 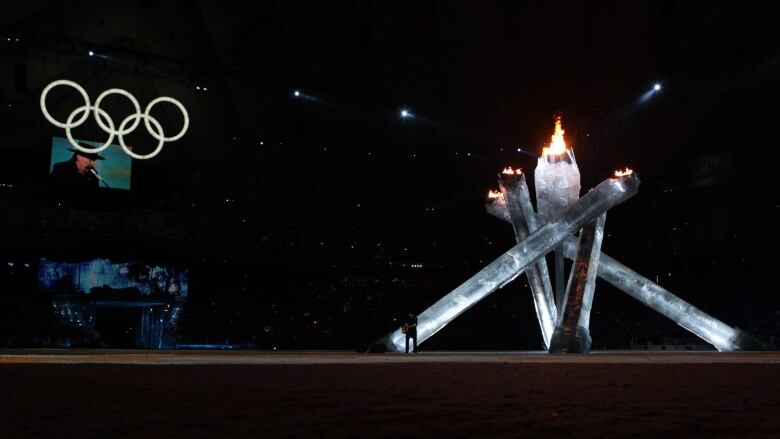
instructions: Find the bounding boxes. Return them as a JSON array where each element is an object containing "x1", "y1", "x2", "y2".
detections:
[
  {"x1": 403, "y1": 313, "x2": 418, "y2": 353},
  {"x1": 50, "y1": 148, "x2": 104, "y2": 191}
]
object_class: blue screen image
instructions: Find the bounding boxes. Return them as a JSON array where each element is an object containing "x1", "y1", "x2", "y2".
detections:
[
  {"x1": 50, "y1": 136, "x2": 132, "y2": 190},
  {"x1": 38, "y1": 258, "x2": 188, "y2": 300}
]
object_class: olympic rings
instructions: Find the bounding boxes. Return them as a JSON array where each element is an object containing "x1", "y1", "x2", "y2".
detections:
[{"x1": 40, "y1": 79, "x2": 189, "y2": 160}]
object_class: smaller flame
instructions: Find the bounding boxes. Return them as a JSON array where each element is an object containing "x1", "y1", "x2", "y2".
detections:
[
  {"x1": 487, "y1": 190, "x2": 503, "y2": 199},
  {"x1": 614, "y1": 168, "x2": 633, "y2": 177},
  {"x1": 502, "y1": 167, "x2": 522, "y2": 175}
]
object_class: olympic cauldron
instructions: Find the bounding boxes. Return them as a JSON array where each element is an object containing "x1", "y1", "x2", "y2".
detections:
[{"x1": 376, "y1": 118, "x2": 762, "y2": 353}]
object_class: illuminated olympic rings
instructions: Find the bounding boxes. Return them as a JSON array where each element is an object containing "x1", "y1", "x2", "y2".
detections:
[{"x1": 40, "y1": 79, "x2": 189, "y2": 160}]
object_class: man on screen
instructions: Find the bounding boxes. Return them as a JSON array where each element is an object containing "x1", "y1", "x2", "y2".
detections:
[{"x1": 51, "y1": 147, "x2": 105, "y2": 190}]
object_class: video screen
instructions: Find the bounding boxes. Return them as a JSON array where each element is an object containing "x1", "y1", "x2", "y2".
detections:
[
  {"x1": 49, "y1": 136, "x2": 132, "y2": 190},
  {"x1": 38, "y1": 258, "x2": 188, "y2": 300}
]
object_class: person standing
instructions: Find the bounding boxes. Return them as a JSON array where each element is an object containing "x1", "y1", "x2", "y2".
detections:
[{"x1": 403, "y1": 313, "x2": 418, "y2": 353}]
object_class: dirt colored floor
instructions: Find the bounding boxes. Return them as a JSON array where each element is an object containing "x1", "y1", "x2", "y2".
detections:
[{"x1": 1, "y1": 351, "x2": 779, "y2": 438}]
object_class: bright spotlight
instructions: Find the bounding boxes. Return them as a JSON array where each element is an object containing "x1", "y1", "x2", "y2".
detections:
[
  {"x1": 400, "y1": 109, "x2": 410, "y2": 118},
  {"x1": 293, "y1": 90, "x2": 301, "y2": 97},
  {"x1": 639, "y1": 83, "x2": 663, "y2": 103},
  {"x1": 88, "y1": 50, "x2": 94, "y2": 56}
]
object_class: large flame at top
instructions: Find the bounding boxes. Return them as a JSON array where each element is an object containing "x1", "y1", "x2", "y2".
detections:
[{"x1": 542, "y1": 116, "x2": 568, "y2": 157}]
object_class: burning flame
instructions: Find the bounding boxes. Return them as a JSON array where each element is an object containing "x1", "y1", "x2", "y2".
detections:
[
  {"x1": 614, "y1": 168, "x2": 633, "y2": 177},
  {"x1": 502, "y1": 167, "x2": 522, "y2": 175},
  {"x1": 542, "y1": 116, "x2": 568, "y2": 157},
  {"x1": 487, "y1": 190, "x2": 503, "y2": 199}
]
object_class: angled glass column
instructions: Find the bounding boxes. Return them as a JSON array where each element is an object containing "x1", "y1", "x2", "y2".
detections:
[
  {"x1": 498, "y1": 170, "x2": 556, "y2": 349},
  {"x1": 512, "y1": 171, "x2": 558, "y2": 324}
]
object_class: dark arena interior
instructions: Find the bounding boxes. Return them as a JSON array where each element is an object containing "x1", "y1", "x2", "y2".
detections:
[{"x1": 1, "y1": 1, "x2": 779, "y2": 437}]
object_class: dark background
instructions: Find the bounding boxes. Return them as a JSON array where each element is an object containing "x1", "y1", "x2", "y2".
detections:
[{"x1": 0, "y1": 0, "x2": 778, "y2": 350}]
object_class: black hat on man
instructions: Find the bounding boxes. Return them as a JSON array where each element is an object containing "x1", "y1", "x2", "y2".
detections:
[{"x1": 68, "y1": 147, "x2": 105, "y2": 161}]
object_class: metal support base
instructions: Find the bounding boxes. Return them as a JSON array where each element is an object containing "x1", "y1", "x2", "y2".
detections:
[{"x1": 549, "y1": 325, "x2": 592, "y2": 353}]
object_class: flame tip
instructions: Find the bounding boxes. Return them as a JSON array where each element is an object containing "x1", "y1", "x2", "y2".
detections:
[
  {"x1": 501, "y1": 166, "x2": 522, "y2": 175},
  {"x1": 614, "y1": 167, "x2": 634, "y2": 177}
]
